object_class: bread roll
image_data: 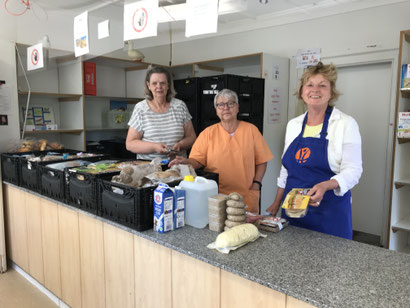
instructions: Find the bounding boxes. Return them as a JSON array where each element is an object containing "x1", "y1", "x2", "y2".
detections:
[
  {"x1": 227, "y1": 214, "x2": 246, "y2": 222},
  {"x1": 226, "y1": 207, "x2": 246, "y2": 215},
  {"x1": 225, "y1": 220, "x2": 243, "y2": 228},
  {"x1": 226, "y1": 200, "x2": 245, "y2": 208},
  {"x1": 228, "y1": 192, "x2": 243, "y2": 201}
]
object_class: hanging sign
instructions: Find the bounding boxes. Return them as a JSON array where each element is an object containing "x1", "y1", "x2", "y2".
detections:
[
  {"x1": 124, "y1": 0, "x2": 158, "y2": 41},
  {"x1": 74, "y1": 11, "x2": 90, "y2": 57},
  {"x1": 296, "y1": 48, "x2": 321, "y2": 69},
  {"x1": 27, "y1": 43, "x2": 44, "y2": 71},
  {"x1": 186, "y1": 0, "x2": 218, "y2": 37}
]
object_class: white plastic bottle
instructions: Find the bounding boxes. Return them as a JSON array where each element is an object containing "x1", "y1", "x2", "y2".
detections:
[{"x1": 179, "y1": 175, "x2": 218, "y2": 228}]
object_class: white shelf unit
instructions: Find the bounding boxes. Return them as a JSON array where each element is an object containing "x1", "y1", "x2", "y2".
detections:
[
  {"x1": 83, "y1": 57, "x2": 147, "y2": 146},
  {"x1": 169, "y1": 53, "x2": 263, "y2": 79},
  {"x1": 389, "y1": 30, "x2": 410, "y2": 253},
  {"x1": 16, "y1": 44, "x2": 84, "y2": 150}
]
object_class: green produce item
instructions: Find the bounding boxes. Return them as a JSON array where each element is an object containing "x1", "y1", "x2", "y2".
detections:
[{"x1": 71, "y1": 163, "x2": 120, "y2": 174}]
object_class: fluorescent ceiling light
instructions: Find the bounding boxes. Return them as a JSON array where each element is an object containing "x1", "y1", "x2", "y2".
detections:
[{"x1": 158, "y1": 0, "x2": 246, "y2": 23}]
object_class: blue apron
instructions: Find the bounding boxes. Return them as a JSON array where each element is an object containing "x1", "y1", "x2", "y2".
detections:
[{"x1": 281, "y1": 107, "x2": 352, "y2": 239}]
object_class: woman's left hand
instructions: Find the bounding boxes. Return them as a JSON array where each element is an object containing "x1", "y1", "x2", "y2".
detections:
[
  {"x1": 171, "y1": 143, "x2": 181, "y2": 152},
  {"x1": 307, "y1": 179, "x2": 339, "y2": 206}
]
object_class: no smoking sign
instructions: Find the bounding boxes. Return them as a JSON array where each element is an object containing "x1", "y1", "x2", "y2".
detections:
[
  {"x1": 124, "y1": 0, "x2": 158, "y2": 40},
  {"x1": 27, "y1": 43, "x2": 44, "y2": 71},
  {"x1": 31, "y1": 49, "x2": 39, "y2": 66},
  {"x1": 132, "y1": 7, "x2": 148, "y2": 32}
]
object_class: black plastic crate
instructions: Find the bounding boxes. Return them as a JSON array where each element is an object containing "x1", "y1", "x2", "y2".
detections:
[
  {"x1": 238, "y1": 76, "x2": 265, "y2": 98},
  {"x1": 1, "y1": 152, "x2": 34, "y2": 185},
  {"x1": 39, "y1": 165, "x2": 66, "y2": 202},
  {"x1": 237, "y1": 114, "x2": 264, "y2": 134},
  {"x1": 98, "y1": 169, "x2": 218, "y2": 231},
  {"x1": 39, "y1": 156, "x2": 106, "y2": 202},
  {"x1": 99, "y1": 139, "x2": 135, "y2": 159},
  {"x1": 19, "y1": 150, "x2": 79, "y2": 192},
  {"x1": 174, "y1": 77, "x2": 201, "y2": 134},
  {"x1": 66, "y1": 170, "x2": 119, "y2": 215},
  {"x1": 99, "y1": 179, "x2": 159, "y2": 231}
]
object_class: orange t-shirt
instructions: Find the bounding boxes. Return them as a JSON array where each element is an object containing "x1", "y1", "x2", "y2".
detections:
[{"x1": 189, "y1": 121, "x2": 274, "y2": 213}]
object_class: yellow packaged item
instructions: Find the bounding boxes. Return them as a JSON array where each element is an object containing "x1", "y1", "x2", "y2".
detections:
[{"x1": 282, "y1": 188, "x2": 311, "y2": 218}]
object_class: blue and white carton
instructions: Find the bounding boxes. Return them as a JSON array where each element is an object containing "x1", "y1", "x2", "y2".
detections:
[
  {"x1": 173, "y1": 186, "x2": 185, "y2": 229},
  {"x1": 154, "y1": 183, "x2": 174, "y2": 233}
]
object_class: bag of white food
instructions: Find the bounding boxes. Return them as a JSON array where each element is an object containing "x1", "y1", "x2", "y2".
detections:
[{"x1": 207, "y1": 223, "x2": 266, "y2": 254}]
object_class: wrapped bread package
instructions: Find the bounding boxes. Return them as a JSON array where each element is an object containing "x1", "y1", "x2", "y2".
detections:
[
  {"x1": 208, "y1": 194, "x2": 228, "y2": 232},
  {"x1": 282, "y1": 188, "x2": 310, "y2": 218},
  {"x1": 207, "y1": 223, "x2": 266, "y2": 254}
]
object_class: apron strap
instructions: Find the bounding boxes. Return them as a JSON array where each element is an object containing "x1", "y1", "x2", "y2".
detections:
[
  {"x1": 319, "y1": 106, "x2": 333, "y2": 139},
  {"x1": 300, "y1": 106, "x2": 333, "y2": 139}
]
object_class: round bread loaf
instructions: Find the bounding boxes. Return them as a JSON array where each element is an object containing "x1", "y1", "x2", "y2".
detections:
[
  {"x1": 224, "y1": 226, "x2": 231, "y2": 231},
  {"x1": 226, "y1": 200, "x2": 245, "y2": 208},
  {"x1": 228, "y1": 192, "x2": 243, "y2": 201},
  {"x1": 226, "y1": 207, "x2": 246, "y2": 215},
  {"x1": 227, "y1": 214, "x2": 246, "y2": 222},
  {"x1": 225, "y1": 219, "x2": 244, "y2": 228}
]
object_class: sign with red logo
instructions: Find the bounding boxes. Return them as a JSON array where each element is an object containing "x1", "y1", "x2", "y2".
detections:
[
  {"x1": 27, "y1": 43, "x2": 44, "y2": 71},
  {"x1": 295, "y1": 147, "x2": 311, "y2": 164},
  {"x1": 124, "y1": 0, "x2": 158, "y2": 41}
]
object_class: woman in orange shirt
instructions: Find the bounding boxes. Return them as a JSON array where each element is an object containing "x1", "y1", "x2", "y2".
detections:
[{"x1": 169, "y1": 89, "x2": 273, "y2": 213}]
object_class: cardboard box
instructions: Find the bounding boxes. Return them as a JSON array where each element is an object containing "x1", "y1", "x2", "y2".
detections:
[
  {"x1": 173, "y1": 187, "x2": 185, "y2": 229},
  {"x1": 398, "y1": 112, "x2": 410, "y2": 138},
  {"x1": 154, "y1": 183, "x2": 174, "y2": 233}
]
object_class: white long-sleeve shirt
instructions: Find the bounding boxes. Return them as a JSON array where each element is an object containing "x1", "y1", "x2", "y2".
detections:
[{"x1": 277, "y1": 107, "x2": 363, "y2": 196}]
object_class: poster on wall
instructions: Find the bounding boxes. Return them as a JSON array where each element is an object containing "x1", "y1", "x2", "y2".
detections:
[
  {"x1": 74, "y1": 11, "x2": 90, "y2": 57},
  {"x1": 124, "y1": 0, "x2": 158, "y2": 41},
  {"x1": 186, "y1": 0, "x2": 218, "y2": 37},
  {"x1": 27, "y1": 43, "x2": 44, "y2": 71},
  {"x1": 268, "y1": 88, "x2": 281, "y2": 124},
  {"x1": 296, "y1": 48, "x2": 321, "y2": 69}
]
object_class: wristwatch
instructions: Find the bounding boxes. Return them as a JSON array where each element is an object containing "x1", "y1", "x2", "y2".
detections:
[{"x1": 252, "y1": 180, "x2": 262, "y2": 190}]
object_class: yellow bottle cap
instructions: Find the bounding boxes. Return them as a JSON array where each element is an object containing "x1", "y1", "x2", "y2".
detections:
[{"x1": 184, "y1": 175, "x2": 194, "y2": 182}]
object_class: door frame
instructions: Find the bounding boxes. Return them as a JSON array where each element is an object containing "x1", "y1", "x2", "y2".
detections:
[{"x1": 288, "y1": 49, "x2": 398, "y2": 247}]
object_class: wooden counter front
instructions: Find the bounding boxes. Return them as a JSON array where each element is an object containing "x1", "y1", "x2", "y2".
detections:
[{"x1": 2, "y1": 184, "x2": 313, "y2": 308}]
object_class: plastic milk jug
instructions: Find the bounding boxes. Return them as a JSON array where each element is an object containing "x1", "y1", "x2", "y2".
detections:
[{"x1": 179, "y1": 175, "x2": 218, "y2": 228}]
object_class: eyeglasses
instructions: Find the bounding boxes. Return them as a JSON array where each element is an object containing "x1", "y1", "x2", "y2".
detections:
[{"x1": 216, "y1": 101, "x2": 237, "y2": 109}]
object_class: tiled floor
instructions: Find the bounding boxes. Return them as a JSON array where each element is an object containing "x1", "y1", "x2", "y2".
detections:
[{"x1": 0, "y1": 267, "x2": 58, "y2": 308}]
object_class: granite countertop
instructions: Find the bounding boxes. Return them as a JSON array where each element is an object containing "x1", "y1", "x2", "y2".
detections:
[
  {"x1": 6, "y1": 183, "x2": 410, "y2": 308},
  {"x1": 135, "y1": 225, "x2": 410, "y2": 308}
]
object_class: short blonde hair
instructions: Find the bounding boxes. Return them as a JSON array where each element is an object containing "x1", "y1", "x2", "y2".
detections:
[{"x1": 295, "y1": 62, "x2": 341, "y2": 107}]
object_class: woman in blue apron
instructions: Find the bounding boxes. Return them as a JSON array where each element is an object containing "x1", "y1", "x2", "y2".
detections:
[{"x1": 267, "y1": 62, "x2": 362, "y2": 240}]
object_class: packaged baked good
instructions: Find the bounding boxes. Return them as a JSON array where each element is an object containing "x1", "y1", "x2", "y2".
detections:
[
  {"x1": 207, "y1": 223, "x2": 266, "y2": 254},
  {"x1": 282, "y1": 188, "x2": 310, "y2": 218}
]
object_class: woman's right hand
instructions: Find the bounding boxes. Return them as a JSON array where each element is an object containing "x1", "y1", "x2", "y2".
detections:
[
  {"x1": 168, "y1": 155, "x2": 188, "y2": 167},
  {"x1": 153, "y1": 143, "x2": 170, "y2": 154},
  {"x1": 265, "y1": 202, "x2": 281, "y2": 216}
]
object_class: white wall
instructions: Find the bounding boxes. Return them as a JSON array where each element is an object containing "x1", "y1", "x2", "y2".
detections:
[
  {"x1": 140, "y1": 1, "x2": 410, "y2": 65},
  {"x1": 0, "y1": 40, "x2": 20, "y2": 153}
]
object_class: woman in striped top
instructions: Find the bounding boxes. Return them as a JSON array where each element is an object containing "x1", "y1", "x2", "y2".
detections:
[{"x1": 126, "y1": 66, "x2": 196, "y2": 161}]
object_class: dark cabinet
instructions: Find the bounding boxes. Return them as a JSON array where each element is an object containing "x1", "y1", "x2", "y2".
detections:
[{"x1": 175, "y1": 74, "x2": 264, "y2": 134}]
